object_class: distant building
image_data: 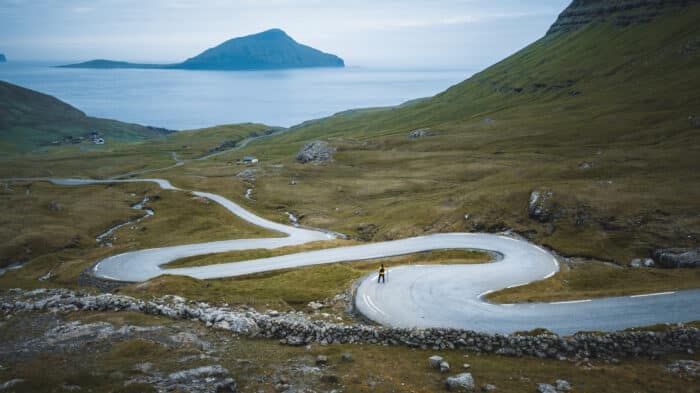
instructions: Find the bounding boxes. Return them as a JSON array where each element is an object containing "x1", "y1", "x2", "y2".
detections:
[{"x1": 242, "y1": 156, "x2": 259, "y2": 164}]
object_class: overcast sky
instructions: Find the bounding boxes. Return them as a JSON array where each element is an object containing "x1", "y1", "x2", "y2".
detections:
[{"x1": 0, "y1": 0, "x2": 571, "y2": 68}]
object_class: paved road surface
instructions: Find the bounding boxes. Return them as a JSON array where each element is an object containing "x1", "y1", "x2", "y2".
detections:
[{"x1": 4, "y1": 177, "x2": 699, "y2": 334}]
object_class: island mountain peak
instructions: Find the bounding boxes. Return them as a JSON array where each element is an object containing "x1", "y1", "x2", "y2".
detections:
[{"x1": 61, "y1": 29, "x2": 344, "y2": 70}]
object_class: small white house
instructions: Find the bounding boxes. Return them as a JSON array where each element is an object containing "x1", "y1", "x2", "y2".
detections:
[{"x1": 242, "y1": 156, "x2": 259, "y2": 164}]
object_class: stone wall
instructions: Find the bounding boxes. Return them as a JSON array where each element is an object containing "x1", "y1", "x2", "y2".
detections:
[{"x1": 2, "y1": 288, "x2": 698, "y2": 360}]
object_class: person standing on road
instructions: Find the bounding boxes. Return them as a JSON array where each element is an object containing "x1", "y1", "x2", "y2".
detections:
[{"x1": 378, "y1": 264, "x2": 386, "y2": 283}]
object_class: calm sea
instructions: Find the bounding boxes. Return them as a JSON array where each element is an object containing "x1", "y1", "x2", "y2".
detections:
[{"x1": 0, "y1": 61, "x2": 471, "y2": 130}]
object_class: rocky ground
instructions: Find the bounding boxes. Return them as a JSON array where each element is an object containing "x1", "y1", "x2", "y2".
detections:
[{"x1": 1, "y1": 288, "x2": 699, "y2": 392}]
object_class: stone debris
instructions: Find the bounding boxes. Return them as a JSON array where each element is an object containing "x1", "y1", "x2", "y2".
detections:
[
  {"x1": 440, "y1": 360, "x2": 451, "y2": 373},
  {"x1": 407, "y1": 128, "x2": 438, "y2": 138},
  {"x1": 296, "y1": 141, "x2": 335, "y2": 163},
  {"x1": 2, "y1": 288, "x2": 699, "y2": 360},
  {"x1": 445, "y1": 373, "x2": 475, "y2": 392},
  {"x1": 667, "y1": 360, "x2": 700, "y2": 377},
  {"x1": 653, "y1": 248, "x2": 700, "y2": 268},
  {"x1": 528, "y1": 190, "x2": 555, "y2": 222},
  {"x1": 429, "y1": 355, "x2": 445, "y2": 369},
  {"x1": 128, "y1": 364, "x2": 236, "y2": 393},
  {"x1": 537, "y1": 379, "x2": 572, "y2": 393}
]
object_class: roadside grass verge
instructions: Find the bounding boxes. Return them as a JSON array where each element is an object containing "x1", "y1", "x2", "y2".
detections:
[
  {"x1": 125, "y1": 250, "x2": 491, "y2": 309},
  {"x1": 487, "y1": 260, "x2": 700, "y2": 304},
  {"x1": 163, "y1": 242, "x2": 487, "y2": 269}
]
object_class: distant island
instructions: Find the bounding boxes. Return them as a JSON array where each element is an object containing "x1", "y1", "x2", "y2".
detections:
[
  {"x1": 60, "y1": 29, "x2": 344, "y2": 70},
  {"x1": 0, "y1": 54, "x2": 6, "y2": 63}
]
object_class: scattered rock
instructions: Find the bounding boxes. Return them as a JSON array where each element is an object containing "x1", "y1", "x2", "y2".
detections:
[
  {"x1": 630, "y1": 258, "x2": 642, "y2": 268},
  {"x1": 134, "y1": 362, "x2": 153, "y2": 374},
  {"x1": 236, "y1": 168, "x2": 261, "y2": 180},
  {"x1": 440, "y1": 360, "x2": 451, "y2": 373},
  {"x1": 578, "y1": 161, "x2": 594, "y2": 169},
  {"x1": 341, "y1": 352, "x2": 353, "y2": 362},
  {"x1": 689, "y1": 115, "x2": 700, "y2": 129},
  {"x1": 3, "y1": 288, "x2": 700, "y2": 362},
  {"x1": 407, "y1": 128, "x2": 438, "y2": 138},
  {"x1": 643, "y1": 258, "x2": 655, "y2": 268},
  {"x1": 667, "y1": 360, "x2": 700, "y2": 377},
  {"x1": 168, "y1": 365, "x2": 229, "y2": 383},
  {"x1": 528, "y1": 190, "x2": 555, "y2": 222},
  {"x1": 463, "y1": 363, "x2": 471, "y2": 369},
  {"x1": 308, "y1": 301, "x2": 324, "y2": 312},
  {"x1": 445, "y1": 373, "x2": 476, "y2": 392},
  {"x1": 653, "y1": 248, "x2": 700, "y2": 268},
  {"x1": 556, "y1": 379, "x2": 572, "y2": 392},
  {"x1": 482, "y1": 384, "x2": 497, "y2": 392},
  {"x1": 428, "y1": 355, "x2": 444, "y2": 370},
  {"x1": 296, "y1": 141, "x2": 336, "y2": 163},
  {"x1": 48, "y1": 200, "x2": 62, "y2": 211},
  {"x1": 569, "y1": 89, "x2": 583, "y2": 96},
  {"x1": 536, "y1": 384, "x2": 558, "y2": 393},
  {"x1": 316, "y1": 355, "x2": 328, "y2": 366}
]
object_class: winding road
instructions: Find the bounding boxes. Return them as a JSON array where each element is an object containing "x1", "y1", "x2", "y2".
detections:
[{"x1": 6, "y1": 177, "x2": 700, "y2": 335}]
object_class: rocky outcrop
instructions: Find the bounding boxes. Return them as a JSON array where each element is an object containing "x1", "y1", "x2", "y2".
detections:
[
  {"x1": 547, "y1": 0, "x2": 698, "y2": 35},
  {"x1": 407, "y1": 128, "x2": 438, "y2": 138},
  {"x1": 295, "y1": 141, "x2": 335, "y2": 163},
  {"x1": 528, "y1": 190, "x2": 555, "y2": 222},
  {"x1": 652, "y1": 248, "x2": 700, "y2": 268},
  {"x1": 3, "y1": 288, "x2": 700, "y2": 361}
]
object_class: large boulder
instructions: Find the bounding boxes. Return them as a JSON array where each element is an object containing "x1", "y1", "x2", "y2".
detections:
[
  {"x1": 446, "y1": 373, "x2": 476, "y2": 392},
  {"x1": 689, "y1": 115, "x2": 700, "y2": 129},
  {"x1": 407, "y1": 128, "x2": 438, "y2": 138},
  {"x1": 428, "y1": 355, "x2": 444, "y2": 370},
  {"x1": 652, "y1": 248, "x2": 700, "y2": 268},
  {"x1": 528, "y1": 190, "x2": 555, "y2": 222},
  {"x1": 296, "y1": 141, "x2": 335, "y2": 163}
]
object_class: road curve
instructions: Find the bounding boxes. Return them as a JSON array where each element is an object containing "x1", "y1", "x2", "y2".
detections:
[{"x1": 4, "y1": 177, "x2": 700, "y2": 334}]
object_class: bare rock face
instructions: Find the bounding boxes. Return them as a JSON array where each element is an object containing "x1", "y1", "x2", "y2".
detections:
[
  {"x1": 296, "y1": 141, "x2": 336, "y2": 163},
  {"x1": 407, "y1": 128, "x2": 438, "y2": 138},
  {"x1": 652, "y1": 248, "x2": 700, "y2": 268},
  {"x1": 528, "y1": 190, "x2": 555, "y2": 222},
  {"x1": 547, "y1": 0, "x2": 695, "y2": 35}
]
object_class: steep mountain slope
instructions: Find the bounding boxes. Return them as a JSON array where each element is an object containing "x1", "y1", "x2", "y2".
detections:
[
  {"x1": 179, "y1": 29, "x2": 343, "y2": 70},
  {"x1": 0, "y1": 80, "x2": 171, "y2": 152},
  {"x1": 61, "y1": 29, "x2": 344, "y2": 70},
  {"x1": 234, "y1": 0, "x2": 700, "y2": 264}
]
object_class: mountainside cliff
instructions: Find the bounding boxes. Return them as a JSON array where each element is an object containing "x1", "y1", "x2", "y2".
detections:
[{"x1": 547, "y1": 0, "x2": 700, "y2": 34}]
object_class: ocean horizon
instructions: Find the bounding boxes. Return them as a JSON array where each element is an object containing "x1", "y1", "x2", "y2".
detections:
[{"x1": 0, "y1": 61, "x2": 472, "y2": 130}]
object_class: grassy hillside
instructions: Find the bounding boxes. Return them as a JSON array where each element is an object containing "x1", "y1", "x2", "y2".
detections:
[
  {"x1": 0, "y1": 80, "x2": 171, "y2": 153},
  {"x1": 217, "y1": 3, "x2": 700, "y2": 265}
]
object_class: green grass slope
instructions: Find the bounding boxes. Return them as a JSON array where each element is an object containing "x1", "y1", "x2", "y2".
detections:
[
  {"x1": 0, "y1": 80, "x2": 171, "y2": 153},
  {"x1": 231, "y1": 2, "x2": 700, "y2": 264}
]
